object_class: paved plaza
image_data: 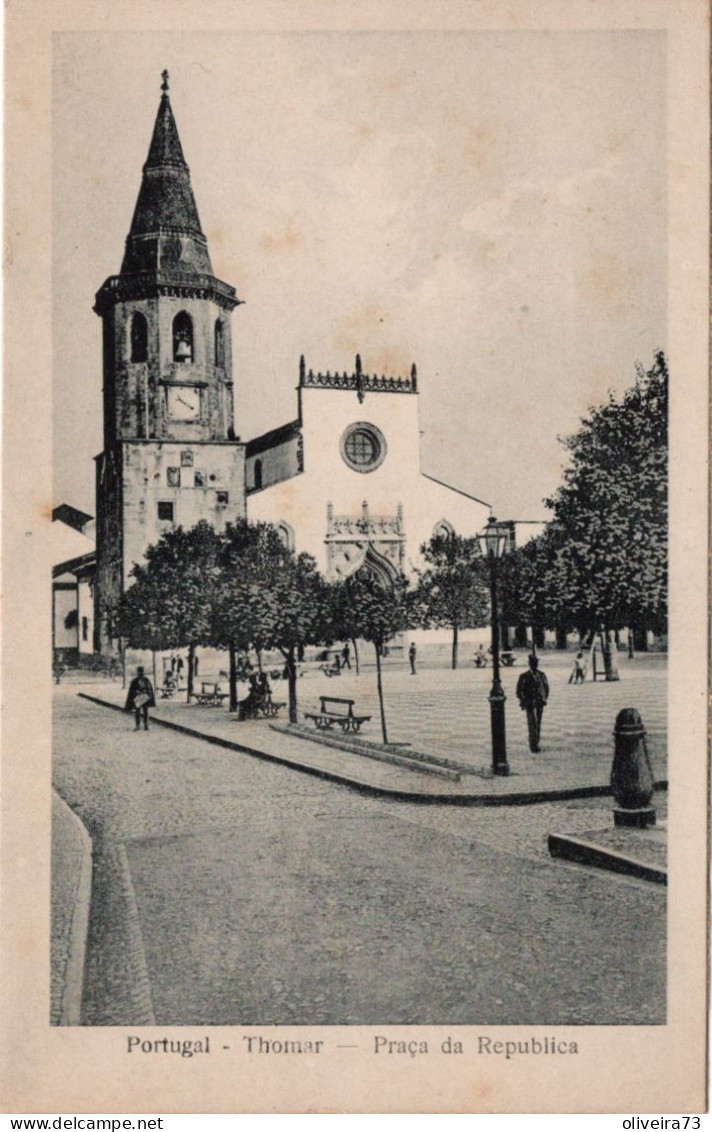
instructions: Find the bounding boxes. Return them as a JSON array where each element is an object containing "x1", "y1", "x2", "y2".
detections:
[
  {"x1": 293, "y1": 650, "x2": 667, "y2": 775},
  {"x1": 52, "y1": 655, "x2": 667, "y2": 1027}
]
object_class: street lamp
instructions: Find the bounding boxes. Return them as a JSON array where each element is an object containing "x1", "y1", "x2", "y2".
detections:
[{"x1": 478, "y1": 515, "x2": 509, "y2": 776}]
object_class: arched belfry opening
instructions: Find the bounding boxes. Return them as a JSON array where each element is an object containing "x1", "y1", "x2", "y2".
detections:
[
  {"x1": 173, "y1": 311, "x2": 193, "y2": 362},
  {"x1": 130, "y1": 312, "x2": 148, "y2": 362}
]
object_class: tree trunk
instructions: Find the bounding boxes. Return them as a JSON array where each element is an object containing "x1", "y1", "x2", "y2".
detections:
[
  {"x1": 187, "y1": 642, "x2": 195, "y2": 703},
  {"x1": 500, "y1": 622, "x2": 511, "y2": 650},
  {"x1": 514, "y1": 623, "x2": 528, "y2": 648},
  {"x1": 256, "y1": 649, "x2": 263, "y2": 673},
  {"x1": 601, "y1": 629, "x2": 615, "y2": 681},
  {"x1": 286, "y1": 646, "x2": 299, "y2": 724},
  {"x1": 375, "y1": 641, "x2": 388, "y2": 745},
  {"x1": 633, "y1": 625, "x2": 649, "y2": 652},
  {"x1": 152, "y1": 650, "x2": 158, "y2": 689},
  {"x1": 228, "y1": 640, "x2": 238, "y2": 713},
  {"x1": 555, "y1": 624, "x2": 568, "y2": 650},
  {"x1": 451, "y1": 620, "x2": 459, "y2": 670},
  {"x1": 628, "y1": 630, "x2": 635, "y2": 659},
  {"x1": 351, "y1": 637, "x2": 360, "y2": 676}
]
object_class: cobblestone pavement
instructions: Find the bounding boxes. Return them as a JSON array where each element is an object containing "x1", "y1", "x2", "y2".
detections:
[{"x1": 53, "y1": 691, "x2": 666, "y2": 1028}]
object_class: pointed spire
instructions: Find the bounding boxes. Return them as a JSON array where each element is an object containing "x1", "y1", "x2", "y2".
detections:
[
  {"x1": 144, "y1": 72, "x2": 188, "y2": 171},
  {"x1": 121, "y1": 73, "x2": 212, "y2": 276}
]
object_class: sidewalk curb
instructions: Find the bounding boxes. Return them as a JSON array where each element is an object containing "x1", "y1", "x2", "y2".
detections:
[
  {"x1": 52, "y1": 791, "x2": 93, "y2": 1026},
  {"x1": 77, "y1": 692, "x2": 667, "y2": 807},
  {"x1": 548, "y1": 832, "x2": 667, "y2": 884}
]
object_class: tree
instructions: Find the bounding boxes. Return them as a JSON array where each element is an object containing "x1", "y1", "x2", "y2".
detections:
[
  {"x1": 333, "y1": 568, "x2": 409, "y2": 744},
  {"x1": 544, "y1": 351, "x2": 668, "y2": 674},
  {"x1": 259, "y1": 551, "x2": 335, "y2": 724},
  {"x1": 116, "y1": 521, "x2": 222, "y2": 701},
  {"x1": 410, "y1": 532, "x2": 489, "y2": 668},
  {"x1": 214, "y1": 519, "x2": 335, "y2": 721},
  {"x1": 211, "y1": 520, "x2": 286, "y2": 711},
  {"x1": 498, "y1": 526, "x2": 568, "y2": 651}
]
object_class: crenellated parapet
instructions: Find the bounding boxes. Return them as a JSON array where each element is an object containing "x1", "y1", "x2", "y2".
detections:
[{"x1": 299, "y1": 354, "x2": 417, "y2": 402}]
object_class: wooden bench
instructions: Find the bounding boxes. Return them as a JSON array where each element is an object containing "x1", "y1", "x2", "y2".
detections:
[
  {"x1": 304, "y1": 696, "x2": 371, "y2": 734},
  {"x1": 193, "y1": 682, "x2": 229, "y2": 707}
]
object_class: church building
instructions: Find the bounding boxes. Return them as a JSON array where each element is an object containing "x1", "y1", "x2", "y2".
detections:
[{"x1": 93, "y1": 75, "x2": 490, "y2": 652}]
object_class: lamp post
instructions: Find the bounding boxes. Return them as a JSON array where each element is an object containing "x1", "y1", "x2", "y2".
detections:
[{"x1": 478, "y1": 515, "x2": 509, "y2": 777}]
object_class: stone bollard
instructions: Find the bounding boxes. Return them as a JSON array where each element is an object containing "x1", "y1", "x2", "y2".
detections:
[{"x1": 611, "y1": 708, "x2": 656, "y2": 828}]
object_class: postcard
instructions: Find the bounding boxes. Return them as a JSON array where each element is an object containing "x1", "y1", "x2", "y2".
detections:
[{"x1": 1, "y1": 0, "x2": 708, "y2": 1115}]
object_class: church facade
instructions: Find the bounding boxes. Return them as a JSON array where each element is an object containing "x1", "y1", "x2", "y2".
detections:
[
  {"x1": 93, "y1": 76, "x2": 490, "y2": 652},
  {"x1": 246, "y1": 356, "x2": 489, "y2": 581}
]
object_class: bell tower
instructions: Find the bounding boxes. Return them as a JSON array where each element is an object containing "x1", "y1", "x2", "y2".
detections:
[
  {"x1": 94, "y1": 74, "x2": 246, "y2": 652},
  {"x1": 94, "y1": 71, "x2": 240, "y2": 447}
]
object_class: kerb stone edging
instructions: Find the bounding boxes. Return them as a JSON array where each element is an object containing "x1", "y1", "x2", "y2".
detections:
[
  {"x1": 77, "y1": 691, "x2": 667, "y2": 806},
  {"x1": 52, "y1": 791, "x2": 93, "y2": 1026}
]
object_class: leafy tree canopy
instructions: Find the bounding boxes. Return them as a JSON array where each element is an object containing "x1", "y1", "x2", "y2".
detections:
[
  {"x1": 543, "y1": 351, "x2": 668, "y2": 634},
  {"x1": 410, "y1": 532, "x2": 489, "y2": 667}
]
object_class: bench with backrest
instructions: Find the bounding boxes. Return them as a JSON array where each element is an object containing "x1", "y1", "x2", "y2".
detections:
[
  {"x1": 193, "y1": 681, "x2": 229, "y2": 706},
  {"x1": 304, "y1": 696, "x2": 371, "y2": 734}
]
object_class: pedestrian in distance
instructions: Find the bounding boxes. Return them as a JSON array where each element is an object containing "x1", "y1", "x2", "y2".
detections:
[
  {"x1": 474, "y1": 644, "x2": 488, "y2": 668},
  {"x1": 516, "y1": 654, "x2": 549, "y2": 753},
  {"x1": 409, "y1": 641, "x2": 417, "y2": 675},
  {"x1": 341, "y1": 642, "x2": 352, "y2": 670},
  {"x1": 125, "y1": 665, "x2": 156, "y2": 732},
  {"x1": 569, "y1": 650, "x2": 587, "y2": 685}
]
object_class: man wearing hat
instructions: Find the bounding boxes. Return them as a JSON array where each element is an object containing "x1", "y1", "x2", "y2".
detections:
[
  {"x1": 125, "y1": 665, "x2": 156, "y2": 732},
  {"x1": 516, "y1": 654, "x2": 550, "y2": 753}
]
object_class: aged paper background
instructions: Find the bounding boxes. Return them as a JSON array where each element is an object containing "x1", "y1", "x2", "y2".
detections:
[{"x1": 2, "y1": 0, "x2": 708, "y2": 1114}]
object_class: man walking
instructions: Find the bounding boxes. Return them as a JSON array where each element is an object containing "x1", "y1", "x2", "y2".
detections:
[
  {"x1": 516, "y1": 654, "x2": 549, "y2": 752},
  {"x1": 125, "y1": 665, "x2": 156, "y2": 732},
  {"x1": 341, "y1": 642, "x2": 352, "y2": 670},
  {"x1": 409, "y1": 641, "x2": 417, "y2": 675}
]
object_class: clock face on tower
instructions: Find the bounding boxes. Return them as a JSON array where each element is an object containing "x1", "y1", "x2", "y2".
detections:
[{"x1": 167, "y1": 385, "x2": 200, "y2": 422}]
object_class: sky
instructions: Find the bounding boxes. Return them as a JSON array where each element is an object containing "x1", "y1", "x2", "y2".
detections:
[{"x1": 52, "y1": 29, "x2": 666, "y2": 521}]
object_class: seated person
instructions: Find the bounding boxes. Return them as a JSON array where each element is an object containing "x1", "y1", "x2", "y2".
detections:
[{"x1": 238, "y1": 673, "x2": 266, "y2": 718}]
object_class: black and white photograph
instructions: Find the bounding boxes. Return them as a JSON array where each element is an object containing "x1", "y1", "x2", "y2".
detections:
[{"x1": 2, "y1": 0, "x2": 708, "y2": 1117}]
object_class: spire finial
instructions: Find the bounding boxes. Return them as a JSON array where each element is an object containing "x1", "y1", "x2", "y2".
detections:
[{"x1": 161, "y1": 70, "x2": 170, "y2": 94}]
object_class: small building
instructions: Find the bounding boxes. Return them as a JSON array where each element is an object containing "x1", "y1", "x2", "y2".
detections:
[{"x1": 52, "y1": 508, "x2": 96, "y2": 663}]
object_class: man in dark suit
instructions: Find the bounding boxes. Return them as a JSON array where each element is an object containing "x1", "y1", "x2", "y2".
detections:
[
  {"x1": 125, "y1": 666, "x2": 156, "y2": 732},
  {"x1": 516, "y1": 655, "x2": 550, "y2": 752}
]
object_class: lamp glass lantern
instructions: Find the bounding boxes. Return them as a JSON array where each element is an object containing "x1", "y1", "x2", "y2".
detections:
[{"x1": 478, "y1": 516, "x2": 508, "y2": 560}]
